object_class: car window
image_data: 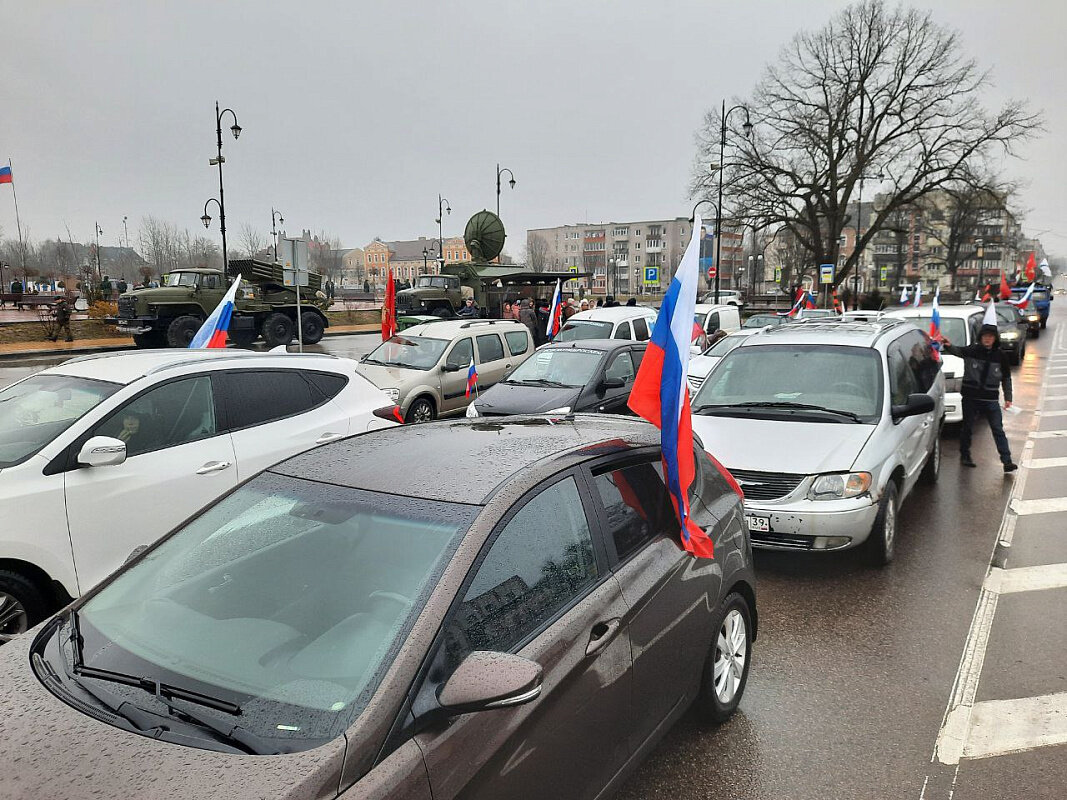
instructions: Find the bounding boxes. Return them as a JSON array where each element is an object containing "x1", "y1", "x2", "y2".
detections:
[
  {"x1": 632, "y1": 317, "x2": 649, "y2": 340},
  {"x1": 505, "y1": 330, "x2": 530, "y2": 356},
  {"x1": 220, "y1": 370, "x2": 317, "y2": 430},
  {"x1": 96, "y1": 376, "x2": 217, "y2": 457},
  {"x1": 200, "y1": 274, "x2": 222, "y2": 290},
  {"x1": 442, "y1": 476, "x2": 598, "y2": 667},
  {"x1": 593, "y1": 461, "x2": 673, "y2": 560},
  {"x1": 886, "y1": 339, "x2": 918, "y2": 405},
  {"x1": 476, "y1": 333, "x2": 505, "y2": 363},
  {"x1": 302, "y1": 371, "x2": 348, "y2": 402},
  {"x1": 705, "y1": 312, "x2": 720, "y2": 333},
  {"x1": 613, "y1": 321, "x2": 632, "y2": 340},
  {"x1": 447, "y1": 337, "x2": 473, "y2": 368},
  {"x1": 900, "y1": 330, "x2": 938, "y2": 392},
  {"x1": 604, "y1": 351, "x2": 636, "y2": 383}
]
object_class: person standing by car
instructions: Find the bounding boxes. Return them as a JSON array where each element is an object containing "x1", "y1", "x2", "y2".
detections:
[
  {"x1": 519, "y1": 298, "x2": 541, "y2": 344},
  {"x1": 943, "y1": 322, "x2": 1016, "y2": 472}
]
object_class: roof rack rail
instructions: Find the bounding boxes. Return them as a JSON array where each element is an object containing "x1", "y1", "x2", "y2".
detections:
[
  {"x1": 459, "y1": 319, "x2": 517, "y2": 329},
  {"x1": 144, "y1": 350, "x2": 338, "y2": 376}
]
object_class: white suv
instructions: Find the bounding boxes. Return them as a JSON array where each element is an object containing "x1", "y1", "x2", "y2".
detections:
[{"x1": 0, "y1": 349, "x2": 399, "y2": 639}]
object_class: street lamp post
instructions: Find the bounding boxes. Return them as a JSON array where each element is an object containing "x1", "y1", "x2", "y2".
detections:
[
  {"x1": 976, "y1": 237, "x2": 985, "y2": 294},
  {"x1": 422, "y1": 241, "x2": 440, "y2": 275},
  {"x1": 271, "y1": 208, "x2": 285, "y2": 261},
  {"x1": 690, "y1": 199, "x2": 720, "y2": 295},
  {"x1": 713, "y1": 101, "x2": 753, "y2": 304},
  {"x1": 608, "y1": 257, "x2": 616, "y2": 298},
  {"x1": 201, "y1": 199, "x2": 223, "y2": 242},
  {"x1": 496, "y1": 164, "x2": 516, "y2": 217},
  {"x1": 209, "y1": 101, "x2": 242, "y2": 273},
  {"x1": 436, "y1": 195, "x2": 451, "y2": 272},
  {"x1": 122, "y1": 216, "x2": 129, "y2": 250},
  {"x1": 94, "y1": 222, "x2": 104, "y2": 284},
  {"x1": 851, "y1": 172, "x2": 884, "y2": 310}
]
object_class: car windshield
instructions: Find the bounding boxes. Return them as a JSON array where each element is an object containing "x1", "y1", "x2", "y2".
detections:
[
  {"x1": 71, "y1": 472, "x2": 476, "y2": 751},
  {"x1": 364, "y1": 335, "x2": 449, "y2": 370},
  {"x1": 0, "y1": 374, "x2": 121, "y2": 467},
  {"x1": 557, "y1": 319, "x2": 613, "y2": 341},
  {"x1": 800, "y1": 309, "x2": 838, "y2": 318},
  {"x1": 505, "y1": 348, "x2": 603, "y2": 388},
  {"x1": 894, "y1": 314, "x2": 968, "y2": 344},
  {"x1": 164, "y1": 272, "x2": 199, "y2": 288},
  {"x1": 693, "y1": 344, "x2": 884, "y2": 423},
  {"x1": 743, "y1": 314, "x2": 780, "y2": 328},
  {"x1": 704, "y1": 335, "x2": 746, "y2": 358},
  {"x1": 416, "y1": 276, "x2": 448, "y2": 289},
  {"x1": 995, "y1": 306, "x2": 1017, "y2": 323}
]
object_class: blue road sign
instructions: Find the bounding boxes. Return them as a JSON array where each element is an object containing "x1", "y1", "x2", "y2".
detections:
[{"x1": 644, "y1": 267, "x2": 659, "y2": 285}]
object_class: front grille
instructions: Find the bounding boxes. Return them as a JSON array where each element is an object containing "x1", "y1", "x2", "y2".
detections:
[
  {"x1": 751, "y1": 531, "x2": 815, "y2": 549},
  {"x1": 730, "y1": 468, "x2": 806, "y2": 501},
  {"x1": 117, "y1": 296, "x2": 137, "y2": 318},
  {"x1": 688, "y1": 375, "x2": 705, "y2": 391}
]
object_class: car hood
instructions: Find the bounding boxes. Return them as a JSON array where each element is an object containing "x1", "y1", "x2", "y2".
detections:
[
  {"x1": 688, "y1": 355, "x2": 720, "y2": 380},
  {"x1": 692, "y1": 415, "x2": 876, "y2": 474},
  {"x1": 0, "y1": 634, "x2": 346, "y2": 800},
  {"x1": 475, "y1": 383, "x2": 582, "y2": 414},
  {"x1": 355, "y1": 361, "x2": 427, "y2": 390}
]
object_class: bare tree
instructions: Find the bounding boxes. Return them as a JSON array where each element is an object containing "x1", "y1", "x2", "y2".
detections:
[
  {"x1": 309, "y1": 232, "x2": 344, "y2": 281},
  {"x1": 525, "y1": 234, "x2": 550, "y2": 273},
  {"x1": 237, "y1": 223, "x2": 266, "y2": 259},
  {"x1": 693, "y1": 0, "x2": 1040, "y2": 290}
]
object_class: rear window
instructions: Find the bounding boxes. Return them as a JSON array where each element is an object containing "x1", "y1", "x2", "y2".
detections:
[
  {"x1": 505, "y1": 330, "x2": 530, "y2": 356},
  {"x1": 476, "y1": 334, "x2": 505, "y2": 363},
  {"x1": 220, "y1": 371, "x2": 318, "y2": 429}
]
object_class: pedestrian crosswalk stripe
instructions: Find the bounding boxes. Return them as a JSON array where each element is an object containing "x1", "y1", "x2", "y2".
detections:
[
  {"x1": 984, "y1": 563, "x2": 1067, "y2": 594},
  {"x1": 1011, "y1": 497, "x2": 1067, "y2": 515},
  {"x1": 1029, "y1": 430, "x2": 1067, "y2": 439},
  {"x1": 1022, "y1": 456, "x2": 1067, "y2": 468},
  {"x1": 963, "y1": 692, "x2": 1067, "y2": 760}
]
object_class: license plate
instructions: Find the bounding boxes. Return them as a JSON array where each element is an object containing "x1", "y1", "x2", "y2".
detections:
[{"x1": 745, "y1": 515, "x2": 770, "y2": 532}]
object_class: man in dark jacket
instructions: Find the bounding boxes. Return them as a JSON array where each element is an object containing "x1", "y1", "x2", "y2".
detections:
[
  {"x1": 519, "y1": 298, "x2": 542, "y2": 345},
  {"x1": 943, "y1": 323, "x2": 1016, "y2": 471}
]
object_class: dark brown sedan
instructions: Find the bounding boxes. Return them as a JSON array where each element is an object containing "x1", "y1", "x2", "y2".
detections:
[{"x1": 0, "y1": 415, "x2": 756, "y2": 800}]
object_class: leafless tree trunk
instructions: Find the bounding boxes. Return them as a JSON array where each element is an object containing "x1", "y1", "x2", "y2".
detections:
[
  {"x1": 237, "y1": 223, "x2": 266, "y2": 259},
  {"x1": 525, "y1": 234, "x2": 550, "y2": 273}
]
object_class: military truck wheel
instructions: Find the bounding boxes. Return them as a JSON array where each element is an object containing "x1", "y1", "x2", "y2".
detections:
[
  {"x1": 166, "y1": 315, "x2": 203, "y2": 348},
  {"x1": 262, "y1": 312, "x2": 294, "y2": 347},
  {"x1": 300, "y1": 311, "x2": 325, "y2": 344},
  {"x1": 228, "y1": 329, "x2": 258, "y2": 348},
  {"x1": 132, "y1": 331, "x2": 166, "y2": 349},
  {"x1": 431, "y1": 306, "x2": 453, "y2": 318}
]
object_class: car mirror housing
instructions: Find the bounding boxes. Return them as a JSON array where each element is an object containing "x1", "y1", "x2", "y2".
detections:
[
  {"x1": 599, "y1": 377, "x2": 626, "y2": 390},
  {"x1": 438, "y1": 651, "x2": 543, "y2": 715},
  {"x1": 442, "y1": 362, "x2": 462, "y2": 373},
  {"x1": 77, "y1": 436, "x2": 127, "y2": 468},
  {"x1": 891, "y1": 393, "x2": 935, "y2": 421}
]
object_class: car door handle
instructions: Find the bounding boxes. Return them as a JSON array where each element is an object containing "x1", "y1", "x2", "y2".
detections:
[
  {"x1": 316, "y1": 432, "x2": 346, "y2": 445},
  {"x1": 585, "y1": 618, "x2": 622, "y2": 658},
  {"x1": 196, "y1": 461, "x2": 232, "y2": 475}
]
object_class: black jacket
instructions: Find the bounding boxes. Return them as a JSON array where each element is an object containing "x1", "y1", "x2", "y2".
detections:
[{"x1": 943, "y1": 342, "x2": 1012, "y2": 402}]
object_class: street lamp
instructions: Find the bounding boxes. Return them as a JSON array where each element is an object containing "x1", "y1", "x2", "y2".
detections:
[
  {"x1": 210, "y1": 101, "x2": 242, "y2": 272},
  {"x1": 271, "y1": 208, "x2": 285, "y2": 261},
  {"x1": 201, "y1": 198, "x2": 222, "y2": 232},
  {"x1": 690, "y1": 199, "x2": 720, "y2": 293},
  {"x1": 496, "y1": 164, "x2": 516, "y2": 217},
  {"x1": 976, "y1": 237, "x2": 985, "y2": 292},
  {"x1": 122, "y1": 215, "x2": 129, "y2": 250},
  {"x1": 436, "y1": 194, "x2": 451, "y2": 270},
  {"x1": 851, "y1": 171, "x2": 884, "y2": 309},
  {"x1": 94, "y1": 222, "x2": 104, "y2": 283},
  {"x1": 422, "y1": 241, "x2": 440, "y2": 274},
  {"x1": 713, "y1": 101, "x2": 753, "y2": 304},
  {"x1": 608, "y1": 257, "x2": 617, "y2": 298}
]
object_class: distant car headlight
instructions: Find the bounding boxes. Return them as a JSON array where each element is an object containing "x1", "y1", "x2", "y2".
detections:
[
  {"x1": 545, "y1": 406, "x2": 572, "y2": 414},
  {"x1": 810, "y1": 472, "x2": 872, "y2": 500},
  {"x1": 1002, "y1": 330, "x2": 1019, "y2": 340},
  {"x1": 1028, "y1": 313, "x2": 1041, "y2": 322},
  {"x1": 465, "y1": 403, "x2": 479, "y2": 418},
  {"x1": 383, "y1": 388, "x2": 400, "y2": 402}
]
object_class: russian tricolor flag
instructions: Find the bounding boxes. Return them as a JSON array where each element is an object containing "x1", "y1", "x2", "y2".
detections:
[
  {"x1": 465, "y1": 358, "x2": 478, "y2": 398},
  {"x1": 189, "y1": 276, "x2": 242, "y2": 349},
  {"x1": 627, "y1": 214, "x2": 719, "y2": 559},
  {"x1": 546, "y1": 278, "x2": 563, "y2": 340},
  {"x1": 1008, "y1": 282, "x2": 1035, "y2": 310},
  {"x1": 929, "y1": 287, "x2": 942, "y2": 362},
  {"x1": 0, "y1": 166, "x2": 12, "y2": 184}
]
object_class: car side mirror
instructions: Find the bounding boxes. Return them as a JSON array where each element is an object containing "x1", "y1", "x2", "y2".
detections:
[
  {"x1": 438, "y1": 651, "x2": 543, "y2": 715},
  {"x1": 599, "y1": 376, "x2": 625, "y2": 391},
  {"x1": 77, "y1": 436, "x2": 127, "y2": 467},
  {"x1": 891, "y1": 393, "x2": 935, "y2": 420},
  {"x1": 442, "y1": 362, "x2": 462, "y2": 373}
]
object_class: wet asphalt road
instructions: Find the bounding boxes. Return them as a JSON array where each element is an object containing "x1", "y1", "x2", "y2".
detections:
[{"x1": 2, "y1": 324, "x2": 1063, "y2": 798}]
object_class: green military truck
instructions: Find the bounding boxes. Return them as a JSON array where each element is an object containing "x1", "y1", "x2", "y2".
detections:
[
  {"x1": 115, "y1": 259, "x2": 330, "y2": 349},
  {"x1": 394, "y1": 273, "x2": 466, "y2": 317}
]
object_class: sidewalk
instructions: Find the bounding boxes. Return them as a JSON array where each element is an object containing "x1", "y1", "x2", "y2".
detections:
[{"x1": 0, "y1": 323, "x2": 380, "y2": 360}]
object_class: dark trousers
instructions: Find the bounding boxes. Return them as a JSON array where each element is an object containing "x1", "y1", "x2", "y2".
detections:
[{"x1": 960, "y1": 397, "x2": 1012, "y2": 464}]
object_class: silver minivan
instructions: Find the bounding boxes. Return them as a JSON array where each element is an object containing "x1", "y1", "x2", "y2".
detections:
[
  {"x1": 356, "y1": 319, "x2": 534, "y2": 423},
  {"x1": 690, "y1": 319, "x2": 943, "y2": 564}
]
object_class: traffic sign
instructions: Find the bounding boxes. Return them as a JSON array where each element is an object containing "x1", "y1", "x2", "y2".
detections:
[
  {"x1": 819, "y1": 264, "x2": 835, "y2": 285},
  {"x1": 880, "y1": 266, "x2": 888, "y2": 283},
  {"x1": 774, "y1": 266, "x2": 782, "y2": 282},
  {"x1": 644, "y1": 267, "x2": 659, "y2": 285},
  {"x1": 707, "y1": 265, "x2": 717, "y2": 279}
]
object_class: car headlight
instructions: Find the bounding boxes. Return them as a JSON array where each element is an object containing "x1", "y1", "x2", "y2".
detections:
[
  {"x1": 810, "y1": 472, "x2": 872, "y2": 500},
  {"x1": 383, "y1": 388, "x2": 400, "y2": 402},
  {"x1": 545, "y1": 406, "x2": 572, "y2": 414},
  {"x1": 465, "y1": 403, "x2": 479, "y2": 418},
  {"x1": 1002, "y1": 331, "x2": 1019, "y2": 340},
  {"x1": 1028, "y1": 314, "x2": 1041, "y2": 322}
]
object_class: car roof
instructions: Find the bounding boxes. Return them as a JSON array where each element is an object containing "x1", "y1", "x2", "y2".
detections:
[
  {"x1": 568, "y1": 306, "x2": 655, "y2": 322},
  {"x1": 270, "y1": 415, "x2": 661, "y2": 505},
  {"x1": 43, "y1": 349, "x2": 344, "y2": 385},
  {"x1": 539, "y1": 338, "x2": 644, "y2": 353},
  {"x1": 399, "y1": 319, "x2": 529, "y2": 338},
  {"x1": 736, "y1": 318, "x2": 910, "y2": 349},
  {"x1": 694, "y1": 303, "x2": 736, "y2": 314},
  {"x1": 883, "y1": 303, "x2": 983, "y2": 319}
]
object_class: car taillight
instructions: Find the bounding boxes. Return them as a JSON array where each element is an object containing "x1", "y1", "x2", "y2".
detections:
[
  {"x1": 373, "y1": 405, "x2": 405, "y2": 424},
  {"x1": 706, "y1": 451, "x2": 744, "y2": 499}
]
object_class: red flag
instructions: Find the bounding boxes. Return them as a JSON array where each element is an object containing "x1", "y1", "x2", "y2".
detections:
[
  {"x1": 1025, "y1": 252, "x2": 1036, "y2": 282},
  {"x1": 999, "y1": 272, "x2": 1011, "y2": 301},
  {"x1": 381, "y1": 269, "x2": 397, "y2": 341}
]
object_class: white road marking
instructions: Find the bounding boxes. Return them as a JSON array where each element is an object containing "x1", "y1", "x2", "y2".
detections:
[
  {"x1": 963, "y1": 692, "x2": 1067, "y2": 760},
  {"x1": 1029, "y1": 429, "x2": 1067, "y2": 439},
  {"x1": 984, "y1": 563, "x2": 1067, "y2": 594},
  {"x1": 1011, "y1": 497, "x2": 1067, "y2": 515},
  {"x1": 1036, "y1": 409, "x2": 1067, "y2": 417},
  {"x1": 1022, "y1": 456, "x2": 1067, "y2": 468}
]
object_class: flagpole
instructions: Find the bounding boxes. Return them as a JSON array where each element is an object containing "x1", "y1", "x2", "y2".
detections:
[{"x1": 8, "y1": 160, "x2": 26, "y2": 283}]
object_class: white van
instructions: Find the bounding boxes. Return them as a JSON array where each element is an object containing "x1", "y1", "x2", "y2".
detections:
[{"x1": 557, "y1": 306, "x2": 659, "y2": 342}]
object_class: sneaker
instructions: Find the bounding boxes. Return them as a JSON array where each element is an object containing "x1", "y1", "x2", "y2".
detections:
[
  {"x1": 1003, "y1": 462, "x2": 1018, "y2": 473},
  {"x1": 961, "y1": 456, "x2": 977, "y2": 468}
]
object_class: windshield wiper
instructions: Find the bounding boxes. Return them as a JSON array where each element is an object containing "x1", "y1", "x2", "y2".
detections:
[
  {"x1": 693, "y1": 401, "x2": 863, "y2": 423},
  {"x1": 505, "y1": 378, "x2": 573, "y2": 388}
]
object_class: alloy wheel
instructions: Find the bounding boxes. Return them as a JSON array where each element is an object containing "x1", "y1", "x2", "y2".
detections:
[
  {"x1": 713, "y1": 609, "x2": 747, "y2": 704},
  {"x1": 0, "y1": 591, "x2": 29, "y2": 643},
  {"x1": 884, "y1": 498, "x2": 897, "y2": 554},
  {"x1": 409, "y1": 401, "x2": 434, "y2": 424}
]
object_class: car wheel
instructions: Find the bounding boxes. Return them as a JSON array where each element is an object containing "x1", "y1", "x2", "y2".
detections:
[
  {"x1": 697, "y1": 592, "x2": 752, "y2": 723},
  {"x1": 0, "y1": 570, "x2": 47, "y2": 644},
  {"x1": 867, "y1": 479, "x2": 899, "y2": 566},
  {"x1": 405, "y1": 396, "x2": 436, "y2": 424},
  {"x1": 166, "y1": 315, "x2": 203, "y2": 348},
  {"x1": 299, "y1": 311, "x2": 325, "y2": 344},
  {"x1": 228, "y1": 329, "x2": 258, "y2": 348},
  {"x1": 262, "y1": 312, "x2": 294, "y2": 347},
  {"x1": 132, "y1": 331, "x2": 165, "y2": 349},
  {"x1": 920, "y1": 429, "x2": 941, "y2": 484}
]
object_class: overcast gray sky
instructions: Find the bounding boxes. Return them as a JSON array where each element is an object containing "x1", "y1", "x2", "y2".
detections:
[{"x1": 2, "y1": 0, "x2": 1064, "y2": 257}]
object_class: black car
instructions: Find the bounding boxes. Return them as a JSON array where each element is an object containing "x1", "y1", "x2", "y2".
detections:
[
  {"x1": 468, "y1": 339, "x2": 645, "y2": 417},
  {"x1": 995, "y1": 302, "x2": 1027, "y2": 365}
]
